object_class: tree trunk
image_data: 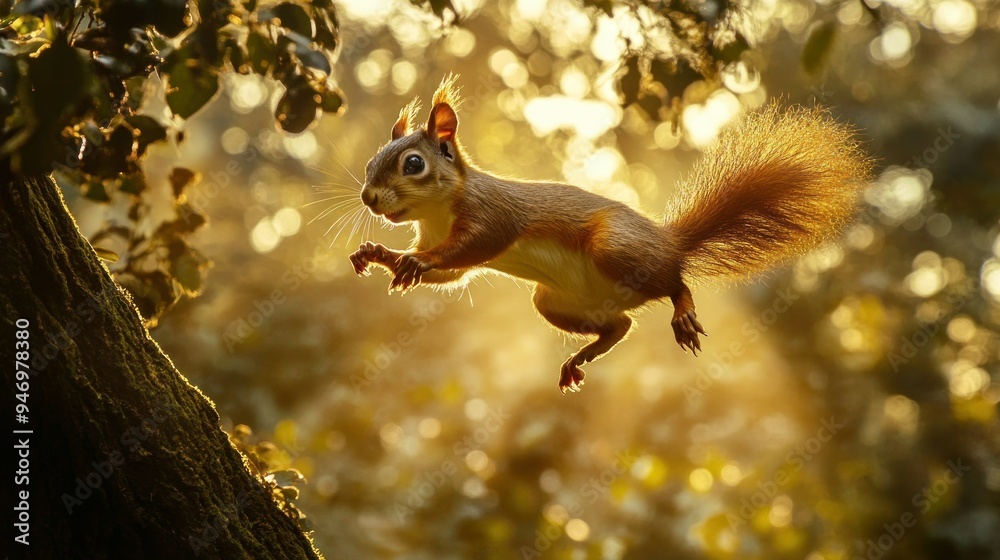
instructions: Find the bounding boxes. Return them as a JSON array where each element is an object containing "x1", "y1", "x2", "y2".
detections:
[{"x1": 1, "y1": 175, "x2": 322, "y2": 559}]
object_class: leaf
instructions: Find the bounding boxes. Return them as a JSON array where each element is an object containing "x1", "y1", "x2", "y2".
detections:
[
  {"x1": 83, "y1": 180, "x2": 111, "y2": 202},
  {"x1": 268, "y1": 469, "x2": 306, "y2": 486},
  {"x1": 169, "y1": 167, "x2": 199, "y2": 198},
  {"x1": 166, "y1": 60, "x2": 220, "y2": 119},
  {"x1": 320, "y1": 89, "x2": 344, "y2": 115},
  {"x1": 0, "y1": 52, "x2": 17, "y2": 107},
  {"x1": 426, "y1": 0, "x2": 456, "y2": 19},
  {"x1": 247, "y1": 31, "x2": 277, "y2": 76},
  {"x1": 27, "y1": 33, "x2": 91, "y2": 120},
  {"x1": 619, "y1": 55, "x2": 641, "y2": 106},
  {"x1": 118, "y1": 173, "x2": 147, "y2": 195},
  {"x1": 278, "y1": 32, "x2": 331, "y2": 74},
  {"x1": 125, "y1": 115, "x2": 167, "y2": 156},
  {"x1": 124, "y1": 75, "x2": 147, "y2": 110},
  {"x1": 802, "y1": 21, "x2": 837, "y2": 76},
  {"x1": 313, "y1": 14, "x2": 338, "y2": 50},
  {"x1": 583, "y1": 0, "x2": 613, "y2": 17},
  {"x1": 261, "y1": 3, "x2": 313, "y2": 38},
  {"x1": 101, "y1": 0, "x2": 188, "y2": 38},
  {"x1": 275, "y1": 80, "x2": 319, "y2": 133},
  {"x1": 170, "y1": 251, "x2": 206, "y2": 295},
  {"x1": 93, "y1": 247, "x2": 120, "y2": 263}
]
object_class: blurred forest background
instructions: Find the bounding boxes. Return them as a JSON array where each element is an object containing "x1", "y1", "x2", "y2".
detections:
[{"x1": 60, "y1": 0, "x2": 1000, "y2": 557}]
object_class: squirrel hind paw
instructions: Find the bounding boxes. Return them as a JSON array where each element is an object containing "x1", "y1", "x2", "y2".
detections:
[{"x1": 559, "y1": 359, "x2": 586, "y2": 394}]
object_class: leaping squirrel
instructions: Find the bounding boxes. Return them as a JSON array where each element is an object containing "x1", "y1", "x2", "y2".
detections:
[{"x1": 349, "y1": 75, "x2": 873, "y2": 394}]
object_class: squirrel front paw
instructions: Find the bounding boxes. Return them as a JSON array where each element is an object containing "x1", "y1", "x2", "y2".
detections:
[
  {"x1": 390, "y1": 253, "x2": 433, "y2": 292},
  {"x1": 349, "y1": 241, "x2": 394, "y2": 276},
  {"x1": 671, "y1": 309, "x2": 707, "y2": 356}
]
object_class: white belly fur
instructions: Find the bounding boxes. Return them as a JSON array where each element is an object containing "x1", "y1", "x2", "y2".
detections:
[{"x1": 486, "y1": 239, "x2": 640, "y2": 310}]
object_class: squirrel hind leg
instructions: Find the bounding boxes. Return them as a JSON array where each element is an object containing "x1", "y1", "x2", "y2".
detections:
[{"x1": 532, "y1": 285, "x2": 633, "y2": 394}]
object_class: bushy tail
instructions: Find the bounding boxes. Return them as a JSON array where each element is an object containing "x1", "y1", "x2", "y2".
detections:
[{"x1": 664, "y1": 104, "x2": 874, "y2": 282}]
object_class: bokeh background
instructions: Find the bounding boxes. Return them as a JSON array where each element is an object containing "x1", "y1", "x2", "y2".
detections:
[{"x1": 64, "y1": 0, "x2": 1000, "y2": 557}]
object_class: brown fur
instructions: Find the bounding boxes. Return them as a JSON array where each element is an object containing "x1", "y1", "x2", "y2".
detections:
[{"x1": 351, "y1": 76, "x2": 874, "y2": 393}]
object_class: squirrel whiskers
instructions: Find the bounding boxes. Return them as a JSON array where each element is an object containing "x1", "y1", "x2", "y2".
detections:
[{"x1": 348, "y1": 75, "x2": 874, "y2": 394}]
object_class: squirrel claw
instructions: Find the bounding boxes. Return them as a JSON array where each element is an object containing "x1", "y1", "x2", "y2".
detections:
[
  {"x1": 672, "y1": 309, "x2": 706, "y2": 356},
  {"x1": 350, "y1": 241, "x2": 395, "y2": 277},
  {"x1": 558, "y1": 357, "x2": 586, "y2": 394},
  {"x1": 390, "y1": 253, "x2": 431, "y2": 292}
]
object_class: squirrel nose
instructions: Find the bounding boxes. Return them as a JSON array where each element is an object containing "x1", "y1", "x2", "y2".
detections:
[{"x1": 361, "y1": 189, "x2": 377, "y2": 208}]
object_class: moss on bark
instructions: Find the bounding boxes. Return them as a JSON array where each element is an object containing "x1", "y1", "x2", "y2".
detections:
[{"x1": 1, "y1": 175, "x2": 322, "y2": 559}]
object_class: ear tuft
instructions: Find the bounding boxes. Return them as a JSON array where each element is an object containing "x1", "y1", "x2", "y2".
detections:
[
  {"x1": 431, "y1": 73, "x2": 463, "y2": 109},
  {"x1": 391, "y1": 97, "x2": 421, "y2": 140}
]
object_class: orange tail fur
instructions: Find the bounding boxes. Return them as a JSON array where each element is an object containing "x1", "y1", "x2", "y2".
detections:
[{"x1": 664, "y1": 104, "x2": 874, "y2": 282}]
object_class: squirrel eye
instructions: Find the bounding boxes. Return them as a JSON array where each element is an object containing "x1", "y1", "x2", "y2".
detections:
[{"x1": 403, "y1": 154, "x2": 425, "y2": 176}]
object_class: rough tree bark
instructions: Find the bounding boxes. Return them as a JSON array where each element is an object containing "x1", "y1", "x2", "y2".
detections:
[{"x1": 1, "y1": 175, "x2": 322, "y2": 559}]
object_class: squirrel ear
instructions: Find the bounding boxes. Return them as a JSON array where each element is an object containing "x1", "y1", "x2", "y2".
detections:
[
  {"x1": 427, "y1": 102, "x2": 458, "y2": 145},
  {"x1": 391, "y1": 98, "x2": 420, "y2": 140},
  {"x1": 391, "y1": 116, "x2": 408, "y2": 140}
]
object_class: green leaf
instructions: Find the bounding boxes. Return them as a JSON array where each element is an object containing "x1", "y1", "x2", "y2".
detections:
[
  {"x1": 124, "y1": 75, "x2": 147, "y2": 110},
  {"x1": 27, "y1": 33, "x2": 91, "y2": 120},
  {"x1": 313, "y1": 14, "x2": 338, "y2": 50},
  {"x1": 275, "y1": 80, "x2": 319, "y2": 133},
  {"x1": 170, "y1": 251, "x2": 205, "y2": 295},
  {"x1": 320, "y1": 89, "x2": 344, "y2": 115},
  {"x1": 268, "y1": 469, "x2": 306, "y2": 486},
  {"x1": 583, "y1": 0, "x2": 613, "y2": 17},
  {"x1": 425, "y1": 0, "x2": 456, "y2": 19},
  {"x1": 93, "y1": 247, "x2": 120, "y2": 263},
  {"x1": 247, "y1": 31, "x2": 277, "y2": 75},
  {"x1": 101, "y1": 0, "x2": 188, "y2": 38},
  {"x1": 83, "y1": 180, "x2": 111, "y2": 202},
  {"x1": 278, "y1": 32, "x2": 331, "y2": 74},
  {"x1": 0, "y1": 52, "x2": 18, "y2": 107},
  {"x1": 166, "y1": 61, "x2": 220, "y2": 119},
  {"x1": 169, "y1": 167, "x2": 199, "y2": 198},
  {"x1": 118, "y1": 174, "x2": 147, "y2": 195},
  {"x1": 126, "y1": 115, "x2": 167, "y2": 156},
  {"x1": 802, "y1": 21, "x2": 837, "y2": 76},
  {"x1": 261, "y1": 3, "x2": 313, "y2": 38}
]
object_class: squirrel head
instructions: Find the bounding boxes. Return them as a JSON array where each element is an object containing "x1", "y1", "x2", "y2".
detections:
[{"x1": 360, "y1": 74, "x2": 466, "y2": 224}]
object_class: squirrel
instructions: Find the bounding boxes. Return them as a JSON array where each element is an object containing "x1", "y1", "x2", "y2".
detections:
[{"x1": 348, "y1": 74, "x2": 873, "y2": 394}]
